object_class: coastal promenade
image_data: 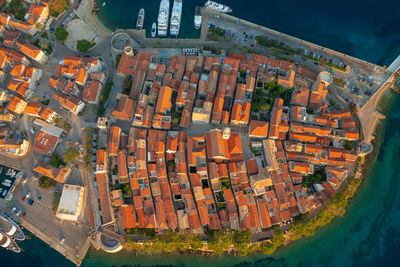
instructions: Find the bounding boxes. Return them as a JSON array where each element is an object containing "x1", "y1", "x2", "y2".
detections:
[
  {"x1": 358, "y1": 69, "x2": 400, "y2": 143},
  {"x1": 21, "y1": 219, "x2": 91, "y2": 266}
]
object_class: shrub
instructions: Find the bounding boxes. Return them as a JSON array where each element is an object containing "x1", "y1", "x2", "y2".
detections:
[
  {"x1": 38, "y1": 176, "x2": 56, "y2": 189},
  {"x1": 115, "y1": 54, "x2": 122, "y2": 69},
  {"x1": 76, "y1": 39, "x2": 95, "y2": 52}
]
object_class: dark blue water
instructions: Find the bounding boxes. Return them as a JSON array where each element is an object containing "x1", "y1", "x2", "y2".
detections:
[
  {"x1": 97, "y1": 0, "x2": 400, "y2": 66},
  {"x1": 2, "y1": 0, "x2": 400, "y2": 266}
]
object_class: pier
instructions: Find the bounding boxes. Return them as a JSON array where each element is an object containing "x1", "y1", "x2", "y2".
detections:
[{"x1": 358, "y1": 57, "x2": 400, "y2": 143}]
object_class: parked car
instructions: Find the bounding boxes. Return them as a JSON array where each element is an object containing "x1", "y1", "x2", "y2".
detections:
[
  {"x1": 28, "y1": 199, "x2": 34, "y2": 206},
  {"x1": 16, "y1": 210, "x2": 22, "y2": 216},
  {"x1": 26, "y1": 191, "x2": 31, "y2": 199}
]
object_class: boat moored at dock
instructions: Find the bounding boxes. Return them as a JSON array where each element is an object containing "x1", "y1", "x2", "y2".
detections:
[
  {"x1": 0, "y1": 211, "x2": 25, "y2": 241},
  {"x1": 151, "y1": 22, "x2": 157, "y2": 37},
  {"x1": 170, "y1": 0, "x2": 182, "y2": 36},
  {"x1": 194, "y1": 6, "x2": 202, "y2": 29},
  {"x1": 204, "y1": 1, "x2": 232, "y2": 13},
  {"x1": 0, "y1": 230, "x2": 20, "y2": 253},
  {"x1": 136, "y1": 8, "x2": 145, "y2": 30},
  {"x1": 157, "y1": 0, "x2": 170, "y2": 36}
]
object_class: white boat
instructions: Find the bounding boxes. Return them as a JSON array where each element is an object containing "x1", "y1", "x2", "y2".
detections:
[
  {"x1": 2, "y1": 189, "x2": 7, "y2": 197},
  {"x1": 102, "y1": 2, "x2": 105, "y2": 7},
  {"x1": 1, "y1": 182, "x2": 10, "y2": 187},
  {"x1": 194, "y1": 6, "x2": 202, "y2": 29},
  {"x1": 157, "y1": 0, "x2": 170, "y2": 36},
  {"x1": 4, "y1": 179, "x2": 11, "y2": 184},
  {"x1": 170, "y1": 0, "x2": 182, "y2": 36},
  {"x1": 204, "y1": 1, "x2": 232, "y2": 13},
  {"x1": 0, "y1": 231, "x2": 20, "y2": 253},
  {"x1": 0, "y1": 211, "x2": 25, "y2": 241},
  {"x1": 151, "y1": 22, "x2": 157, "y2": 37},
  {"x1": 136, "y1": 8, "x2": 145, "y2": 30}
]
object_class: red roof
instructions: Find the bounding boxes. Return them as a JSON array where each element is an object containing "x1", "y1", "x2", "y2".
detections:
[{"x1": 120, "y1": 204, "x2": 136, "y2": 229}]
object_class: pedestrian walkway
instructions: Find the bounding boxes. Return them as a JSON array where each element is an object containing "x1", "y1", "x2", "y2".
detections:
[{"x1": 388, "y1": 54, "x2": 400, "y2": 73}]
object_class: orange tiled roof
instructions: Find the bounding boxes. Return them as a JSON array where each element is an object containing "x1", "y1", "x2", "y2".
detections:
[
  {"x1": 25, "y1": 101, "x2": 42, "y2": 116},
  {"x1": 155, "y1": 86, "x2": 172, "y2": 114},
  {"x1": 108, "y1": 126, "x2": 121, "y2": 156},
  {"x1": 96, "y1": 172, "x2": 113, "y2": 225},
  {"x1": 110, "y1": 95, "x2": 135, "y2": 120},
  {"x1": 33, "y1": 130, "x2": 59, "y2": 156},
  {"x1": 120, "y1": 204, "x2": 136, "y2": 229},
  {"x1": 249, "y1": 120, "x2": 269, "y2": 138},
  {"x1": 82, "y1": 80, "x2": 102, "y2": 103}
]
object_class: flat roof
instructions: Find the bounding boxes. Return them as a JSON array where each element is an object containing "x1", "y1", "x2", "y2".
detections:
[
  {"x1": 33, "y1": 118, "x2": 64, "y2": 137},
  {"x1": 57, "y1": 184, "x2": 84, "y2": 216}
]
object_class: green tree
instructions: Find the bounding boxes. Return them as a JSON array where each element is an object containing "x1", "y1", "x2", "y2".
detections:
[
  {"x1": 63, "y1": 147, "x2": 80, "y2": 164},
  {"x1": 55, "y1": 27, "x2": 69, "y2": 41},
  {"x1": 344, "y1": 140, "x2": 355, "y2": 150},
  {"x1": 116, "y1": 184, "x2": 132, "y2": 197},
  {"x1": 76, "y1": 40, "x2": 95, "y2": 52},
  {"x1": 49, "y1": 155, "x2": 62, "y2": 168},
  {"x1": 208, "y1": 230, "x2": 233, "y2": 254},
  {"x1": 184, "y1": 233, "x2": 203, "y2": 250},
  {"x1": 38, "y1": 176, "x2": 56, "y2": 189},
  {"x1": 233, "y1": 230, "x2": 253, "y2": 256},
  {"x1": 48, "y1": 0, "x2": 69, "y2": 17}
]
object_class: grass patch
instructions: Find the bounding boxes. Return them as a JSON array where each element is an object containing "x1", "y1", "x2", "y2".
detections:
[
  {"x1": 251, "y1": 81, "x2": 292, "y2": 112},
  {"x1": 333, "y1": 77, "x2": 345, "y2": 88},
  {"x1": 115, "y1": 54, "x2": 121, "y2": 69},
  {"x1": 76, "y1": 39, "x2": 95, "y2": 52}
]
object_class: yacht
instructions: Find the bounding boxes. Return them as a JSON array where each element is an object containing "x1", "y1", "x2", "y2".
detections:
[
  {"x1": 0, "y1": 211, "x2": 25, "y2": 241},
  {"x1": 170, "y1": 0, "x2": 182, "y2": 36},
  {"x1": 204, "y1": 1, "x2": 232, "y2": 13},
  {"x1": 151, "y1": 22, "x2": 157, "y2": 37},
  {"x1": 157, "y1": 0, "x2": 170, "y2": 36},
  {"x1": 194, "y1": 6, "x2": 202, "y2": 29},
  {"x1": 1, "y1": 181, "x2": 11, "y2": 187},
  {"x1": 0, "y1": 231, "x2": 20, "y2": 253},
  {"x1": 136, "y1": 8, "x2": 145, "y2": 30}
]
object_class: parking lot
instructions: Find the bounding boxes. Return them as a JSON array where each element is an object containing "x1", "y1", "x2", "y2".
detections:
[{"x1": 1, "y1": 176, "x2": 90, "y2": 261}]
